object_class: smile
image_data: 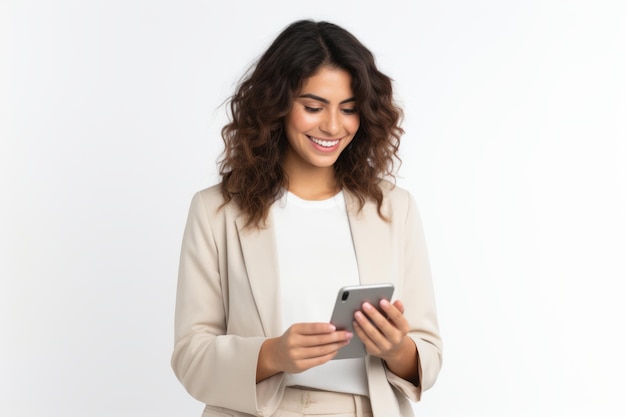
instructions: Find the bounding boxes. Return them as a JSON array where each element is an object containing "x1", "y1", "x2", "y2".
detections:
[{"x1": 307, "y1": 136, "x2": 340, "y2": 148}]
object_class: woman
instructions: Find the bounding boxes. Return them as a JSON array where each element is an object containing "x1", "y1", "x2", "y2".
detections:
[{"x1": 172, "y1": 20, "x2": 442, "y2": 417}]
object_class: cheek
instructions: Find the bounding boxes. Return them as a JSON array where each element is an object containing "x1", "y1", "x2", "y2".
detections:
[
  {"x1": 347, "y1": 117, "x2": 360, "y2": 134},
  {"x1": 286, "y1": 109, "x2": 316, "y2": 133}
]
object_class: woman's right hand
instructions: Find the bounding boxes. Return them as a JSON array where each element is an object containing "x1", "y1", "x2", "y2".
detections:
[{"x1": 256, "y1": 323, "x2": 352, "y2": 382}]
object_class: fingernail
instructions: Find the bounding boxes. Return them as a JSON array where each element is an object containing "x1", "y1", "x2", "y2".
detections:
[
  {"x1": 380, "y1": 299, "x2": 390, "y2": 307},
  {"x1": 362, "y1": 302, "x2": 372, "y2": 310}
]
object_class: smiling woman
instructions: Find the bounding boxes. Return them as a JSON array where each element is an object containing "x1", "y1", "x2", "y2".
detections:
[
  {"x1": 171, "y1": 20, "x2": 442, "y2": 417},
  {"x1": 283, "y1": 67, "x2": 360, "y2": 200},
  {"x1": 217, "y1": 20, "x2": 405, "y2": 229}
]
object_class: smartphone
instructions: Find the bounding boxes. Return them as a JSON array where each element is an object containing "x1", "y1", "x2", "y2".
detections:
[{"x1": 329, "y1": 283, "x2": 395, "y2": 360}]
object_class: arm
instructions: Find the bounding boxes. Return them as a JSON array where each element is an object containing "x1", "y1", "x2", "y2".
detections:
[
  {"x1": 353, "y1": 190, "x2": 442, "y2": 399},
  {"x1": 171, "y1": 192, "x2": 270, "y2": 414},
  {"x1": 398, "y1": 193, "x2": 443, "y2": 395}
]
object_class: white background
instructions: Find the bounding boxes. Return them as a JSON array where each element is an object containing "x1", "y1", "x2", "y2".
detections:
[{"x1": 2, "y1": 1, "x2": 625, "y2": 416}]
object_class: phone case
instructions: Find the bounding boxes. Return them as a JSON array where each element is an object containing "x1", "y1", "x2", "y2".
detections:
[{"x1": 329, "y1": 283, "x2": 395, "y2": 360}]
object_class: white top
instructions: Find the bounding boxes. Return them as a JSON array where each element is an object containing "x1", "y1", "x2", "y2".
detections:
[{"x1": 272, "y1": 190, "x2": 367, "y2": 396}]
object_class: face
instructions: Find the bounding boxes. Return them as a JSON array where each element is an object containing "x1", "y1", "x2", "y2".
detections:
[{"x1": 282, "y1": 66, "x2": 360, "y2": 175}]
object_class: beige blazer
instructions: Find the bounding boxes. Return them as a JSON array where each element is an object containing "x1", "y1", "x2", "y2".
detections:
[{"x1": 171, "y1": 182, "x2": 442, "y2": 417}]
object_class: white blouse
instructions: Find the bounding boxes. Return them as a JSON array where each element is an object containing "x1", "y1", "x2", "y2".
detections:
[{"x1": 272, "y1": 190, "x2": 367, "y2": 395}]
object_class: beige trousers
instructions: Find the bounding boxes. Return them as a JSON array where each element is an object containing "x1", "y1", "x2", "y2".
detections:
[{"x1": 272, "y1": 386, "x2": 373, "y2": 417}]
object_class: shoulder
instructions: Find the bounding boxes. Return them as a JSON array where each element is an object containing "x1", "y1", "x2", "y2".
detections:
[
  {"x1": 193, "y1": 183, "x2": 226, "y2": 209},
  {"x1": 380, "y1": 179, "x2": 411, "y2": 200},
  {"x1": 345, "y1": 180, "x2": 416, "y2": 222},
  {"x1": 379, "y1": 180, "x2": 415, "y2": 215},
  {"x1": 188, "y1": 183, "x2": 243, "y2": 222}
]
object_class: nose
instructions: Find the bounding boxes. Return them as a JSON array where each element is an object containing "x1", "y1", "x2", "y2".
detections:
[{"x1": 319, "y1": 109, "x2": 341, "y2": 136}]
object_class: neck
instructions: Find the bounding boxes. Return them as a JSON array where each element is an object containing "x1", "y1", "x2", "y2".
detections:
[
  {"x1": 282, "y1": 161, "x2": 339, "y2": 201},
  {"x1": 288, "y1": 177, "x2": 339, "y2": 200}
]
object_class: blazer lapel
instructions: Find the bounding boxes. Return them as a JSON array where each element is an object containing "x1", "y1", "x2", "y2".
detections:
[
  {"x1": 346, "y1": 191, "x2": 403, "y2": 416},
  {"x1": 345, "y1": 191, "x2": 394, "y2": 286},
  {"x1": 235, "y1": 214, "x2": 282, "y2": 338}
]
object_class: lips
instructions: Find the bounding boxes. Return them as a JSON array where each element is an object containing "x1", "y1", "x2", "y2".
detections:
[{"x1": 307, "y1": 135, "x2": 340, "y2": 148}]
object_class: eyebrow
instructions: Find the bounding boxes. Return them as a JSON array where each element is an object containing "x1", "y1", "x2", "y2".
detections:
[{"x1": 298, "y1": 93, "x2": 356, "y2": 105}]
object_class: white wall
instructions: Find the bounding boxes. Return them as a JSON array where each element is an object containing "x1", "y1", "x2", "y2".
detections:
[{"x1": 2, "y1": 1, "x2": 625, "y2": 416}]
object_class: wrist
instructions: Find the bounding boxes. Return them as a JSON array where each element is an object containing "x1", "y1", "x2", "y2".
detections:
[
  {"x1": 383, "y1": 336, "x2": 419, "y2": 384},
  {"x1": 257, "y1": 337, "x2": 281, "y2": 382}
]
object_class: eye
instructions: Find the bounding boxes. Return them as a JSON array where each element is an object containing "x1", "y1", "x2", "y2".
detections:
[
  {"x1": 341, "y1": 108, "x2": 357, "y2": 115},
  {"x1": 304, "y1": 105, "x2": 322, "y2": 113}
]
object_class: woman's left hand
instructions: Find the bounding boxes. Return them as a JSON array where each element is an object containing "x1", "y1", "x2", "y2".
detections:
[{"x1": 353, "y1": 299, "x2": 419, "y2": 384}]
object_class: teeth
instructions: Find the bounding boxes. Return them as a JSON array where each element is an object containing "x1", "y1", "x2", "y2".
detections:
[{"x1": 309, "y1": 136, "x2": 339, "y2": 147}]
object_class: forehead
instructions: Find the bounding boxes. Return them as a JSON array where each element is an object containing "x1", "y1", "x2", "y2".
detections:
[{"x1": 299, "y1": 66, "x2": 354, "y2": 99}]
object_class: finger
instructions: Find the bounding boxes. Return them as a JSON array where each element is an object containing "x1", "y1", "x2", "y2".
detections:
[
  {"x1": 353, "y1": 309, "x2": 390, "y2": 351},
  {"x1": 308, "y1": 330, "x2": 353, "y2": 346},
  {"x1": 352, "y1": 319, "x2": 385, "y2": 356},
  {"x1": 292, "y1": 322, "x2": 338, "y2": 335},
  {"x1": 361, "y1": 302, "x2": 396, "y2": 333},
  {"x1": 298, "y1": 336, "x2": 352, "y2": 360},
  {"x1": 292, "y1": 329, "x2": 353, "y2": 351},
  {"x1": 378, "y1": 300, "x2": 410, "y2": 333},
  {"x1": 358, "y1": 303, "x2": 405, "y2": 347},
  {"x1": 289, "y1": 345, "x2": 347, "y2": 373},
  {"x1": 351, "y1": 319, "x2": 366, "y2": 343}
]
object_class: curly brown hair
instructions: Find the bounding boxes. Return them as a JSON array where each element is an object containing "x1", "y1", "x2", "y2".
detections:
[{"x1": 219, "y1": 20, "x2": 404, "y2": 227}]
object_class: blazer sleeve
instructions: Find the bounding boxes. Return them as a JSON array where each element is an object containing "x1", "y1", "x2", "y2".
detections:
[
  {"x1": 385, "y1": 191, "x2": 443, "y2": 401},
  {"x1": 171, "y1": 191, "x2": 284, "y2": 416}
]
